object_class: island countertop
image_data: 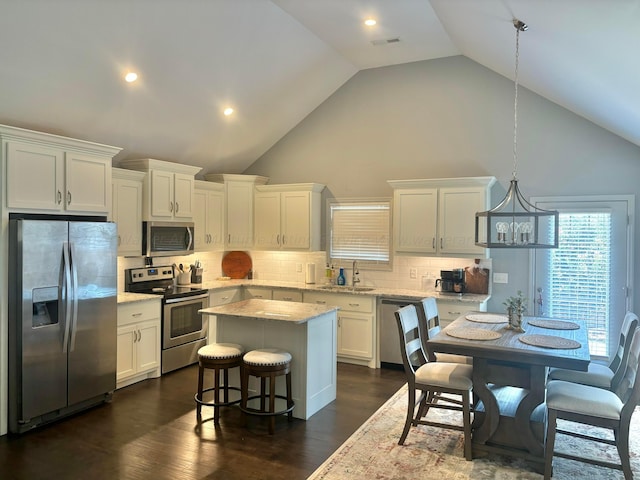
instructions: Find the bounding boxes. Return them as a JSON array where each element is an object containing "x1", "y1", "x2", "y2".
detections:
[{"x1": 199, "y1": 298, "x2": 339, "y2": 324}]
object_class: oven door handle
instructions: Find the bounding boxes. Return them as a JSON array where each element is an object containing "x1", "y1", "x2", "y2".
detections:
[{"x1": 164, "y1": 292, "x2": 209, "y2": 304}]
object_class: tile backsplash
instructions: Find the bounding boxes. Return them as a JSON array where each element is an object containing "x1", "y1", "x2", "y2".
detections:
[{"x1": 118, "y1": 251, "x2": 491, "y2": 295}]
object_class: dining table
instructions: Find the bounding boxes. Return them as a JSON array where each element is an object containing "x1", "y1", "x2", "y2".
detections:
[{"x1": 426, "y1": 312, "x2": 590, "y2": 470}]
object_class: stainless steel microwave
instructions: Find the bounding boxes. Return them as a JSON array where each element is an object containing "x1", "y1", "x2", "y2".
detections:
[{"x1": 142, "y1": 221, "x2": 194, "y2": 257}]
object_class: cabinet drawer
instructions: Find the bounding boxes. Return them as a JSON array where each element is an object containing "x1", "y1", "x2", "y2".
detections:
[
  {"x1": 304, "y1": 291, "x2": 374, "y2": 313},
  {"x1": 118, "y1": 300, "x2": 161, "y2": 327},
  {"x1": 436, "y1": 301, "x2": 480, "y2": 321},
  {"x1": 210, "y1": 288, "x2": 242, "y2": 305},
  {"x1": 244, "y1": 287, "x2": 272, "y2": 300},
  {"x1": 272, "y1": 289, "x2": 302, "y2": 302}
]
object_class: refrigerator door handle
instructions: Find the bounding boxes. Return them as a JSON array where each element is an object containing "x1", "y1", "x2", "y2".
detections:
[
  {"x1": 69, "y1": 242, "x2": 80, "y2": 352},
  {"x1": 62, "y1": 242, "x2": 73, "y2": 353}
]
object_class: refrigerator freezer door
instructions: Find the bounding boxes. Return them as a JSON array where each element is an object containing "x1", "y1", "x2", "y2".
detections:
[
  {"x1": 68, "y1": 222, "x2": 117, "y2": 405},
  {"x1": 9, "y1": 220, "x2": 69, "y2": 423}
]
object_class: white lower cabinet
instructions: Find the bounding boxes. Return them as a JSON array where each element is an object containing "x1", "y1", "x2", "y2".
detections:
[
  {"x1": 436, "y1": 299, "x2": 488, "y2": 328},
  {"x1": 117, "y1": 299, "x2": 161, "y2": 389},
  {"x1": 272, "y1": 288, "x2": 303, "y2": 302},
  {"x1": 304, "y1": 291, "x2": 375, "y2": 368},
  {"x1": 208, "y1": 288, "x2": 243, "y2": 344}
]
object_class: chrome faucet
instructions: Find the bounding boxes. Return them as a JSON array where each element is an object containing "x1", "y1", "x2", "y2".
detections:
[{"x1": 352, "y1": 260, "x2": 360, "y2": 287}]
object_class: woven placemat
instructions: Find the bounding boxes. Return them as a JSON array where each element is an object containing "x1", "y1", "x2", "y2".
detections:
[
  {"x1": 465, "y1": 313, "x2": 509, "y2": 324},
  {"x1": 527, "y1": 319, "x2": 580, "y2": 330},
  {"x1": 446, "y1": 327, "x2": 502, "y2": 341},
  {"x1": 519, "y1": 334, "x2": 581, "y2": 349}
]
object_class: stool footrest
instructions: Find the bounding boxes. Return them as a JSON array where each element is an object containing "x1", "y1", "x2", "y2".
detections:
[
  {"x1": 239, "y1": 394, "x2": 295, "y2": 417},
  {"x1": 195, "y1": 386, "x2": 242, "y2": 408}
]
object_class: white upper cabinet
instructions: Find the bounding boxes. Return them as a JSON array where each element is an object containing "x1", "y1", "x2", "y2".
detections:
[
  {"x1": 205, "y1": 173, "x2": 268, "y2": 250},
  {"x1": 388, "y1": 177, "x2": 496, "y2": 257},
  {"x1": 112, "y1": 168, "x2": 145, "y2": 256},
  {"x1": 254, "y1": 183, "x2": 325, "y2": 251},
  {"x1": 1, "y1": 124, "x2": 120, "y2": 214},
  {"x1": 119, "y1": 158, "x2": 201, "y2": 222},
  {"x1": 193, "y1": 180, "x2": 224, "y2": 252}
]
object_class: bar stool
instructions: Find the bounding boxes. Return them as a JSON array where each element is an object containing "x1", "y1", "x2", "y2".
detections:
[
  {"x1": 240, "y1": 348, "x2": 294, "y2": 434},
  {"x1": 194, "y1": 343, "x2": 244, "y2": 424}
]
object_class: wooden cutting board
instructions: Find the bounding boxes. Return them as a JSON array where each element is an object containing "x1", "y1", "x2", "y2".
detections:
[
  {"x1": 465, "y1": 267, "x2": 490, "y2": 294},
  {"x1": 222, "y1": 251, "x2": 252, "y2": 279}
]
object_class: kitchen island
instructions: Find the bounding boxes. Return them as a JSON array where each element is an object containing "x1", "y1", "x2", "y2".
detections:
[{"x1": 199, "y1": 299, "x2": 339, "y2": 420}]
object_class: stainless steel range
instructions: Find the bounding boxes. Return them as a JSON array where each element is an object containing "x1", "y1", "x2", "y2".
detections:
[{"x1": 125, "y1": 266, "x2": 209, "y2": 374}]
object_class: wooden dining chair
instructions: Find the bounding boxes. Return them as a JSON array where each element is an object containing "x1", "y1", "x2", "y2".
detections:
[
  {"x1": 395, "y1": 304, "x2": 473, "y2": 460},
  {"x1": 416, "y1": 297, "x2": 472, "y2": 364},
  {"x1": 544, "y1": 326, "x2": 640, "y2": 479},
  {"x1": 548, "y1": 311, "x2": 639, "y2": 389}
]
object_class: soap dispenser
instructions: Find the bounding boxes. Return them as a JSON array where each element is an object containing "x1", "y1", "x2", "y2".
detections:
[{"x1": 337, "y1": 267, "x2": 346, "y2": 286}]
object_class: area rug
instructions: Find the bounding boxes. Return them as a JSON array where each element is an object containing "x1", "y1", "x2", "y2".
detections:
[{"x1": 308, "y1": 384, "x2": 640, "y2": 479}]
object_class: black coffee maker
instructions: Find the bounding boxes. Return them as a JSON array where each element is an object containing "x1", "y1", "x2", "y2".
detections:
[{"x1": 435, "y1": 269, "x2": 465, "y2": 293}]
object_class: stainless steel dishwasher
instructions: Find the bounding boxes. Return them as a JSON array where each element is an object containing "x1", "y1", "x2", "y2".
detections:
[{"x1": 379, "y1": 298, "x2": 421, "y2": 369}]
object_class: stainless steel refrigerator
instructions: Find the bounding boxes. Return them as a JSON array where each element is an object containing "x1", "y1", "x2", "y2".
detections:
[{"x1": 8, "y1": 218, "x2": 118, "y2": 433}]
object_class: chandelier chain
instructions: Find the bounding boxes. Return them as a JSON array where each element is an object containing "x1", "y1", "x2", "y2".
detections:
[{"x1": 512, "y1": 24, "x2": 521, "y2": 181}]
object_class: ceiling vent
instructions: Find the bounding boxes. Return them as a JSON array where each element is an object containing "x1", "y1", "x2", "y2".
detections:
[{"x1": 371, "y1": 37, "x2": 401, "y2": 46}]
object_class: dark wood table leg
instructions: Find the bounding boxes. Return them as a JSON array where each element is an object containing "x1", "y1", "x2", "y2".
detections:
[
  {"x1": 471, "y1": 359, "x2": 499, "y2": 445},
  {"x1": 514, "y1": 365, "x2": 546, "y2": 457}
]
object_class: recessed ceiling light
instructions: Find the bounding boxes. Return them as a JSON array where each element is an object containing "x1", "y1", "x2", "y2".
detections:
[
  {"x1": 124, "y1": 72, "x2": 138, "y2": 83},
  {"x1": 223, "y1": 107, "x2": 234, "y2": 116},
  {"x1": 364, "y1": 18, "x2": 377, "y2": 27}
]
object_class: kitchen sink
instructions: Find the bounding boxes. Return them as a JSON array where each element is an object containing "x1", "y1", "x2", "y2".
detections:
[{"x1": 318, "y1": 285, "x2": 376, "y2": 292}]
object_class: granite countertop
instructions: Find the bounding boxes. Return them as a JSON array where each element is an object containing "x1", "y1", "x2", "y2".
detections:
[
  {"x1": 199, "y1": 298, "x2": 339, "y2": 324},
  {"x1": 117, "y1": 292, "x2": 161, "y2": 304},
  {"x1": 118, "y1": 280, "x2": 490, "y2": 304},
  {"x1": 198, "y1": 279, "x2": 490, "y2": 303}
]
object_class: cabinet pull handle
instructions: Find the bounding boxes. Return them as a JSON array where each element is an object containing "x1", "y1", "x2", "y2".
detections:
[
  {"x1": 67, "y1": 191, "x2": 72, "y2": 205},
  {"x1": 118, "y1": 235, "x2": 122, "y2": 246},
  {"x1": 137, "y1": 330, "x2": 141, "y2": 342},
  {"x1": 440, "y1": 238, "x2": 443, "y2": 249},
  {"x1": 228, "y1": 234, "x2": 231, "y2": 243},
  {"x1": 316, "y1": 300, "x2": 326, "y2": 305},
  {"x1": 432, "y1": 237, "x2": 436, "y2": 249},
  {"x1": 348, "y1": 303, "x2": 360, "y2": 307},
  {"x1": 57, "y1": 190, "x2": 62, "y2": 204},
  {"x1": 448, "y1": 311, "x2": 461, "y2": 315},
  {"x1": 221, "y1": 296, "x2": 229, "y2": 301},
  {"x1": 282, "y1": 297, "x2": 292, "y2": 301},
  {"x1": 169, "y1": 202, "x2": 174, "y2": 212},
  {"x1": 132, "y1": 312, "x2": 142, "y2": 317},
  {"x1": 276, "y1": 234, "x2": 280, "y2": 245},
  {"x1": 175, "y1": 202, "x2": 179, "y2": 213}
]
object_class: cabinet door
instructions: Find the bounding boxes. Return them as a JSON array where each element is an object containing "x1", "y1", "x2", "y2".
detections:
[
  {"x1": 116, "y1": 324, "x2": 137, "y2": 381},
  {"x1": 6, "y1": 141, "x2": 64, "y2": 211},
  {"x1": 193, "y1": 189, "x2": 208, "y2": 251},
  {"x1": 337, "y1": 312, "x2": 373, "y2": 359},
  {"x1": 136, "y1": 320, "x2": 161, "y2": 373},
  {"x1": 244, "y1": 287, "x2": 273, "y2": 299},
  {"x1": 438, "y1": 187, "x2": 485, "y2": 255},
  {"x1": 208, "y1": 189, "x2": 225, "y2": 250},
  {"x1": 150, "y1": 170, "x2": 174, "y2": 218},
  {"x1": 65, "y1": 152, "x2": 111, "y2": 213},
  {"x1": 281, "y1": 191, "x2": 310, "y2": 249},
  {"x1": 394, "y1": 188, "x2": 437, "y2": 253},
  {"x1": 254, "y1": 191, "x2": 281, "y2": 248},
  {"x1": 114, "y1": 178, "x2": 143, "y2": 256},
  {"x1": 226, "y1": 181, "x2": 254, "y2": 248},
  {"x1": 173, "y1": 172, "x2": 194, "y2": 218}
]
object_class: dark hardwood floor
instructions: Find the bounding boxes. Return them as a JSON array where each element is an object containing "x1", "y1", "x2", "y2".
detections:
[{"x1": 0, "y1": 363, "x2": 406, "y2": 480}]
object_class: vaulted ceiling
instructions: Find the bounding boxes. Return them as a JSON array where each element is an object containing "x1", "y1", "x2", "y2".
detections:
[{"x1": 1, "y1": 1, "x2": 638, "y2": 175}]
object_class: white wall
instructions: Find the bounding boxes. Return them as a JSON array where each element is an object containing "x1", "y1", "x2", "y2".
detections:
[{"x1": 243, "y1": 55, "x2": 640, "y2": 311}]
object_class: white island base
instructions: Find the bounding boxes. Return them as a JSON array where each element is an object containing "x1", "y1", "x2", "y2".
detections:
[{"x1": 199, "y1": 299, "x2": 338, "y2": 420}]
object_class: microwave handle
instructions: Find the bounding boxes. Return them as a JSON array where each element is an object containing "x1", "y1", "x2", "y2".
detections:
[{"x1": 186, "y1": 226, "x2": 193, "y2": 250}]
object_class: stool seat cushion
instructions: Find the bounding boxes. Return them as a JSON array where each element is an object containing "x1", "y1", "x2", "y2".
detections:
[
  {"x1": 546, "y1": 380, "x2": 623, "y2": 420},
  {"x1": 198, "y1": 343, "x2": 244, "y2": 360},
  {"x1": 415, "y1": 362, "x2": 473, "y2": 390},
  {"x1": 548, "y1": 362, "x2": 613, "y2": 388},
  {"x1": 244, "y1": 348, "x2": 292, "y2": 366}
]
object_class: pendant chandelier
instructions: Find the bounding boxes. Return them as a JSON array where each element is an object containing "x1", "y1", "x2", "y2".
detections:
[{"x1": 475, "y1": 19, "x2": 558, "y2": 249}]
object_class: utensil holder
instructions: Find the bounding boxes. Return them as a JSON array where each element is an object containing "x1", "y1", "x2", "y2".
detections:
[
  {"x1": 191, "y1": 268, "x2": 203, "y2": 284},
  {"x1": 177, "y1": 272, "x2": 190, "y2": 285}
]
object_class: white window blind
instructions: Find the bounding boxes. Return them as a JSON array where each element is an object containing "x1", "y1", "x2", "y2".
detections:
[
  {"x1": 546, "y1": 210, "x2": 611, "y2": 355},
  {"x1": 329, "y1": 200, "x2": 391, "y2": 266}
]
